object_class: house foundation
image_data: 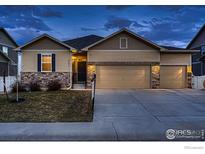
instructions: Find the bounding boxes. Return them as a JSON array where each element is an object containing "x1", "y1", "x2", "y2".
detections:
[{"x1": 21, "y1": 72, "x2": 70, "y2": 89}]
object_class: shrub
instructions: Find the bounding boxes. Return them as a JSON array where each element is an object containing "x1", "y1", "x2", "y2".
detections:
[
  {"x1": 203, "y1": 80, "x2": 205, "y2": 89},
  {"x1": 29, "y1": 81, "x2": 41, "y2": 91},
  {"x1": 11, "y1": 82, "x2": 27, "y2": 93},
  {"x1": 47, "y1": 80, "x2": 62, "y2": 91}
]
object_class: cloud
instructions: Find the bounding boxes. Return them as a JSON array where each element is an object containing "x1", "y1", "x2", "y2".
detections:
[
  {"x1": 139, "y1": 6, "x2": 205, "y2": 47},
  {"x1": 156, "y1": 40, "x2": 188, "y2": 48},
  {"x1": 3, "y1": 6, "x2": 63, "y2": 18},
  {"x1": 0, "y1": 6, "x2": 63, "y2": 44},
  {"x1": 103, "y1": 6, "x2": 205, "y2": 47},
  {"x1": 7, "y1": 27, "x2": 43, "y2": 45},
  {"x1": 105, "y1": 5, "x2": 133, "y2": 11},
  {"x1": 104, "y1": 16, "x2": 145, "y2": 31},
  {"x1": 81, "y1": 27, "x2": 98, "y2": 32},
  {"x1": 33, "y1": 7, "x2": 63, "y2": 18}
]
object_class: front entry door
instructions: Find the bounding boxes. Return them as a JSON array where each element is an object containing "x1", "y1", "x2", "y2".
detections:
[{"x1": 77, "y1": 61, "x2": 87, "y2": 82}]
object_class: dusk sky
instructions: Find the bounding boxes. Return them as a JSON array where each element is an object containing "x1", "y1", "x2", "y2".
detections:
[{"x1": 0, "y1": 5, "x2": 205, "y2": 47}]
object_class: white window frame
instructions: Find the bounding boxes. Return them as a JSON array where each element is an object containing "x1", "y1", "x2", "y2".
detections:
[
  {"x1": 2, "y1": 46, "x2": 8, "y2": 55},
  {"x1": 120, "y1": 37, "x2": 128, "y2": 49},
  {"x1": 41, "y1": 53, "x2": 52, "y2": 72}
]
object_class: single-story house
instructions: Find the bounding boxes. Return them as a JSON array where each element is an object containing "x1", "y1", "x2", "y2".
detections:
[
  {"x1": 16, "y1": 28, "x2": 198, "y2": 89},
  {"x1": 0, "y1": 28, "x2": 18, "y2": 92},
  {"x1": 187, "y1": 24, "x2": 205, "y2": 76}
]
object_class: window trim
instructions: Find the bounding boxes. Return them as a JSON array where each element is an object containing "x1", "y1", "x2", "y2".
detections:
[
  {"x1": 120, "y1": 37, "x2": 128, "y2": 49},
  {"x1": 41, "y1": 53, "x2": 52, "y2": 72},
  {"x1": 2, "y1": 46, "x2": 9, "y2": 55}
]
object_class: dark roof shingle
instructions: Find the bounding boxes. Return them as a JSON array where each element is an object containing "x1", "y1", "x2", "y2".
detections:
[
  {"x1": 64, "y1": 35, "x2": 103, "y2": 51},
  {"x1": 160, "y1": 45, "x2": 186, "y2": 50}
]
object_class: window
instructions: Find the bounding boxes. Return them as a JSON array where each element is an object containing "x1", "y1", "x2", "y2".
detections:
[
  {"x1": 120, "y1": 37, "x2": 128, "y2": 49},
  {"x1": 201, "y1": 45, "x2": 205, "y2": 55},
  {"x1": 2, "y1": 46, "x2": 8, "y2": 55},
  {"x1": 41, "y1": 54, "x2": 52, "y2": 72}
]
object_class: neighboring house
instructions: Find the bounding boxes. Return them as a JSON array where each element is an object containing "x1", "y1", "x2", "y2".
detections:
[
  {"x1": 0, "y1": 28, "x2": 18, "y2": 92},
  {"x1": 187, "y1": 24, "x2": 205, "y2": 76},
  {"x1": 16, "y1": 28, "x2": 198, "y2": 89}
]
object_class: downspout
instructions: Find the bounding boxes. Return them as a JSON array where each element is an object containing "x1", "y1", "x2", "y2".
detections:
[{"x1": 7, "y1": 61, "x2": 10, "y2": 86}]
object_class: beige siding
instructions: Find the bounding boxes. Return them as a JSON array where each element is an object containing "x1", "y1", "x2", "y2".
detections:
[
  {"x1": 88, "y1": 50, "x2": 160, "y2": 62},
  {"x1": 22, "y1": 37, "x2": 69, "y2": 50},
  {"x1": 22, "y1": 50, "x2": 71, "y2": 72},
  {"x1": 90, "y1": 31, "x2": 158, "y2": 50},
  {"x1": 189, "y1": 28, "x2": 205, "y2": 49},
  {"x1": 160, "y1": 66, "x2": 186, "y2": 89},
  {"x1": 160, "y1": 53, "x2": 191, "y2": 65},
  {"x1": 0, "y1": 30, "x2": 16, "y2": 47},
  {"x1": 96, "y1": 66, "x2": 150, "y2": 89}
]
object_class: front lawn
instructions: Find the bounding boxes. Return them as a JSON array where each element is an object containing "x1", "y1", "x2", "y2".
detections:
[{"x1": 0, "y1": 90, "x2": 92, "y2": 122}]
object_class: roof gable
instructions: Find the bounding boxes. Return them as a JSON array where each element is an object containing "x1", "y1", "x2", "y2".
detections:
[
  {"x1": 0, "y1": 28, "x2": 18, "y2": 47},
  {"x1": 15, "y1": 34, "x2": 75, "y2": 51},
  {"x1": 82, "y1": 29, "x2": 163, "y2": 51}
]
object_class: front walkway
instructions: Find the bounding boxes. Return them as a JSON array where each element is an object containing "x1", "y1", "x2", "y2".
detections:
[{"x1": 0, "y1": 89, "x2": 205, "y2": 141}]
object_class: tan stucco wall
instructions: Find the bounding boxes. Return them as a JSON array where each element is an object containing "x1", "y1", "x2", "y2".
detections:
[
  {"x1": 22, "y1": 50, "x2": 71, "y2": 72},
  {"x1": 22, "y1": 37, "x2": 69, "y2": 50},
  {"x1": 88, "y1": 50, "x2": 160, "y2": 62},
  {"x1": 160, "y1": 53, "x2": 191, "y2": 66},
  {"x1": 90, "y1": 31, "x2": 158, "y2": 50}
]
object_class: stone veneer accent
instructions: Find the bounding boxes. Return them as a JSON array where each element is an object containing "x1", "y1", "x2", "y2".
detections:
[
  {"x1": 187, "y1": 72, "x2": 192, "y2": 88},
  {"x1": 87, "y1": 65, "x2": 96, "y2": 88},
  {"x1": 151, "y1": 65, "x2": 160, "y2": 89},
  {"x1": 21, "y1": 72, "x2": 70, "y2": 89}
]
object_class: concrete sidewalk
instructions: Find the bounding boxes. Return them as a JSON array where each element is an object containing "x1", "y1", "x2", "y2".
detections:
[{"x1": 0, "y1": 89, "x2": 205, "y2": 141}]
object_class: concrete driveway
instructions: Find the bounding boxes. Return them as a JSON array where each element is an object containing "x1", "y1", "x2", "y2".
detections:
[
  {"x1": 0, "y1": 89, "x2": 205, "y2": 141},
  {"x1": 94, "y1": 89, "x2": 205, "y2": 141}
]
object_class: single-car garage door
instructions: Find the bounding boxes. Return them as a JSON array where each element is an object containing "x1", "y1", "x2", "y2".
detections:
[
  {"x1": 96, "y1": 66, "x2": 150, "y2": 89},
  {"x1": 160, "y1": 66, "x2": 186, "y2": 89}
]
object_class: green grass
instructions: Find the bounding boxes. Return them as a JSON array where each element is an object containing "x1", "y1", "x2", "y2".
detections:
[{"x1": 0, "y1": 90, "x2": 92, "y2": 122}]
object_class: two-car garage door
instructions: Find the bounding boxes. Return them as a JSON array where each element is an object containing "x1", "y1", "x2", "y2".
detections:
[
  {"x1": 95, "y1": 65, "x2": 186, "y2": 89},
  {"x1": 96, "y1": 66, "x2": 150, "y2": 89}
]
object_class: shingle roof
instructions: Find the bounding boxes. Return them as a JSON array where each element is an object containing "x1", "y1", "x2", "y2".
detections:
[
  {"x1": 64, "y1": 35, "x2": 103, "y2": 51},
  {"x1": 160, "y1": 45, "x2": 186, "y2": 50}
]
